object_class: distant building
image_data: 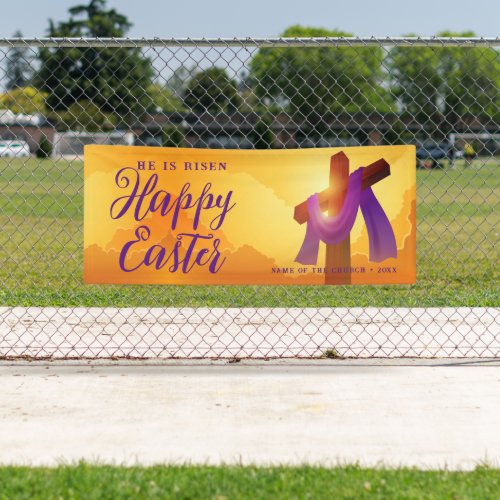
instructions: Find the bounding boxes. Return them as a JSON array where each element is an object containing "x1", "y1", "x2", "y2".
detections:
[
  {"x1": 52, "y1": 130, "x2": 134, "y2": 159},
  {"x1": 0, "y1": 111, "x2": 55, "y2": 154},
  {"x1": 133, "y1": 111, "x2": 499, "y2": 150}
]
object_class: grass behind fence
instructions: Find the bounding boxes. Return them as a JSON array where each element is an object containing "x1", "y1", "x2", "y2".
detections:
[{"x1": 0, "y1": 157, "x2": 498, "y2": 307}]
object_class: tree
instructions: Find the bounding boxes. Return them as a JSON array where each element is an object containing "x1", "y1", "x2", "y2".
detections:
[
  {"x1": 249, "y1": 25, "x2": 393, "y2": 119},
  {"x1": 166, "y1": 65, "x2": 193, "y2": 99},
  {"x1": 388, "y1": 36, "x2": 443, "y2": 124},
  {"x1": 439, "y1": 31, "x2": 499, "y2": 124},
  {"x1": 5, "y1": 31, "x2": 34, "y2": 90},
  {"x1": 146, "y1": 83, "x2": 184, "y2": 113},
  {"x1": 389, "y1": 31, "x2": 499, "y2": 126},
  {"x1": 162, "y1": 125, "x2": 184, "y2": 147},
  {"x1": 184, "y1": 68, "x2": 241, "y2": 113},
  {"x1": 36, "y1": 136, "x2": 53, "y2": 158},
  {"x1": 0, "y1": 86, "x2": 47, "y2": 115},
  {"x1": 251, "y1": 114, "x2": 274, "y2": 149},
  {"x1": 35, "y1": 0, "x2": 154, "y2": 122},
  {"x1": 50, "y1": 100, "x2": 117, "y2": 131}
]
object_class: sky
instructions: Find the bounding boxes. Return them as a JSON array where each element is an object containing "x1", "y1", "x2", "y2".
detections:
[{"x1": 0, "y1": 0, "x2": 498, "y2": 38}]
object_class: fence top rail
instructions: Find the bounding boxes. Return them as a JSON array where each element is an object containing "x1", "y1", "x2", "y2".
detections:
[{"x1": 0, "y1": 36, "x2": 498, "y2": 48}]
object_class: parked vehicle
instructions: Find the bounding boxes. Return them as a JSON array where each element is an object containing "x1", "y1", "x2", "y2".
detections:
[
  {"x1": 416, "y1": 141, "x2": 452, "y2": 168},
  {"x1": 0, "y1": 140, "x2": 31, "y2": 158}
]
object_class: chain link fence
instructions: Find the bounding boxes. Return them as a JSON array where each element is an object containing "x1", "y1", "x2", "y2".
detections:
[{"x1": 0, "y1": 37, "x2": 498, "y2": 359}]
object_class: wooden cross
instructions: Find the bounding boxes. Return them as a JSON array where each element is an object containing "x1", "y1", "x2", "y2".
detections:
[{"x1": 294, "y1": 151, "x2": 390, "y2": 284}]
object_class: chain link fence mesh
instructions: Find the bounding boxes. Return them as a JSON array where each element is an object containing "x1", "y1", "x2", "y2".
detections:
[{"x1": 0, "y1": 37, "x2": 498, "y2": 359}]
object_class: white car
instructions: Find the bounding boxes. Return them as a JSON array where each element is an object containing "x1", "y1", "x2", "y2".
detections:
[{"x1": 0, "y1": 140, "x2": 31, "y2": 158}]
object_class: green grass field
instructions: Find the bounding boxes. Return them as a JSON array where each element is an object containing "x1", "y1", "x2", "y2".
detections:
[
  {"x1": 0, "y1": 464, "x2": 499, "y2": 499},
  {"x1": 0, "y1": 157, "x2": 498, "y2": 307}
]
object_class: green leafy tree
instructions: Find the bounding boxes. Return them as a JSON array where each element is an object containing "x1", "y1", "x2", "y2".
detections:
[
  {"x1": 50, "y1": 100, "x2": 117, "y2": 131},
  {"x1": 249, "y1": 25, "x2": 393, "y2": 118},
  {"x1": 0, "y1": 86, "x2": 47, "y2": 115},
  {"x1": 389, "y1": 31, "x2": 499, "y2": 125},
  {"x1": 162, "y1": 125, "x2": 184, "y2": 147},
  {"x1": 166, "y1": 65, "x2": 193, "y2": 98},
  {"x1": 36, "y1": 136, "x2": 53, "y2": 158},
  {"x1": 251, "y1": 114, "x2": 274, "y2": 149},
  {"x1": 5, "y1": 31, "x2": 34, "y2": 90},
  {"x1": 439, "y1": 31, "x2": 499, "y2": 123},
  {"x1": 35, "y1": 0, "x2": 153, "y2": 122},
  {"x1": 389, "y1": 37, "x2": 442, "y2": 124},
  {"x1": 146, "y1": 83, "x2": 184, "y2": 112},
  {"x1": 184, "y1": 68, "x2": 242, "y2": 113}
]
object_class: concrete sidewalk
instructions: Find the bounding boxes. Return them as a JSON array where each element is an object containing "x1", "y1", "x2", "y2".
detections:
[{"x1": 0, "y1": 359, "x2": 499, "y2": 469}]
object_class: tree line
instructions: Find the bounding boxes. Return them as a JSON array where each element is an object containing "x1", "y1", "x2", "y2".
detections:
[{"x1": 1, "y1": 0, "x2": 498, "y2": 132}]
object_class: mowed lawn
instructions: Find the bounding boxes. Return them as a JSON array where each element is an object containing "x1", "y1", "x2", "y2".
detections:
[
  {"x1": 0, "y1": 464, "x2": 499, "y2": 499},
  {"x1": 0, "y1": 156, "x2": 498, "y2": 307}
]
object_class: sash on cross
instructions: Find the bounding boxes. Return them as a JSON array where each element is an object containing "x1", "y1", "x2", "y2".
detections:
[{"x1": 294, "y1": 152, "x2": 397, "y2": 281}]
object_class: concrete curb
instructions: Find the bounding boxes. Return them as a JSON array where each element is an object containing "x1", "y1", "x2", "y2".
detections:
[{"x1": 1, "y1": 306, "x2": 499, "y2": 359}]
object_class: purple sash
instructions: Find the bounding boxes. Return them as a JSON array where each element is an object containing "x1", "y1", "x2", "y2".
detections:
[{"x1": 295, "y1": 167, "x2": 397, "y2": 265}]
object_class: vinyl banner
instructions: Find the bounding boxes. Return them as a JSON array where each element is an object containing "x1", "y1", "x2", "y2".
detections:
[{"x1": 84, "y1": 145, "x2": 416, "y2": 285}]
